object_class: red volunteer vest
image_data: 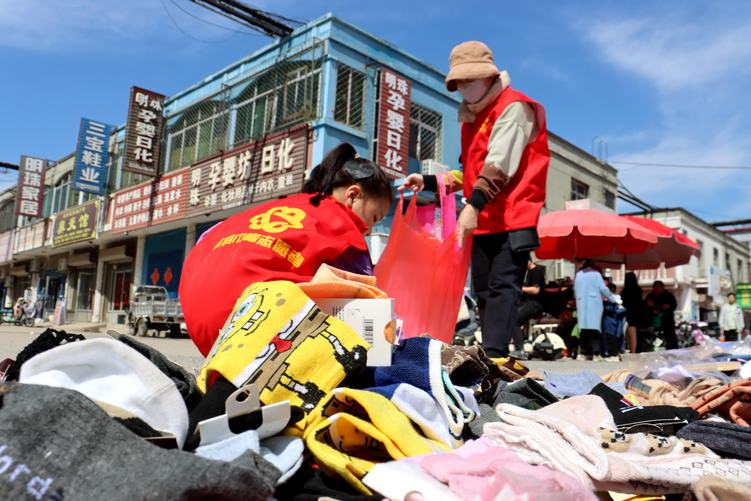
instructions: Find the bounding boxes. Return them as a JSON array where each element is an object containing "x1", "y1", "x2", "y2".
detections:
[
  {"x1": 180, "y1": 193, "x2": 370, "y2": 356},
  {"x1": 461, "y1": 87, "x2": 550, "y2": 234}
]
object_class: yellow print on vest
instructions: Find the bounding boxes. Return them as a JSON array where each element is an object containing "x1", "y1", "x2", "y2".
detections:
[
  {"x1": 249, "y1": 206, "x2": 306, "y2": 234},
  {"x1": 478, "y1": 117, "x2": 493, "y2": 134}
]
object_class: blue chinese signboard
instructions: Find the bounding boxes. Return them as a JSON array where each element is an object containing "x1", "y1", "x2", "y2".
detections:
[{"x1": 73, "y1": 118, "x2": 115, "y2": 195}]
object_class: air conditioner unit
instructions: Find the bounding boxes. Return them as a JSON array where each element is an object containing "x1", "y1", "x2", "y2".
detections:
[
  {"x1": 29, "y1": 261, "x2": 40, "y2": 273},
  {"x1": 421, "y1": 159, "x2": 450, "y2": 176},
  {"x1": 58, "y1": 258, "x2": 68, "y2": 272}
]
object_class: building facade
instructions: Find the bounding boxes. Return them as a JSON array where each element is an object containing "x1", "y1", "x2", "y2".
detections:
[
  {"x1": 1, "y1": 13, "x2": 624, "y2": 326},
  {"x1": 609, "y1": 208, "x2": 751, "y2": 322}
]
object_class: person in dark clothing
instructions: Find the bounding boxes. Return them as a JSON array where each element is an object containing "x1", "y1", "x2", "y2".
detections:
[
  {"x1": 645, "y1": 280, "x2": 678, "y2": 350},
  {"x1": 621, "y1": 272, "x2": 647, "y2": 353},
  {"x1": 511, "y1": 259, "x2": 545, "y2": 359}
]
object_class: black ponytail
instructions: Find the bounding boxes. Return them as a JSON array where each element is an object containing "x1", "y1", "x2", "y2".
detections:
[{"x1": 303, "y1": 143, "x2": 394, "y2": 207}]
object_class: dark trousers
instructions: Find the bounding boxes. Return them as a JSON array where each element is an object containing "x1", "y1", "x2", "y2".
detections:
[
  {"x1": 515, "y1": 300, "x2": 543, "y2": 350},
  {"x1": 661, "y1": 322, "x2": 678, "y2": 350},
  {"x1": 471, "y1": 233, "x2": 529, "y2": 358},
  {"x1": 725, "y1": 329, "x2": 739, "y2": 341},
  {"x1": 578, "y1": 329, "x2": 599, "y2": 358}
]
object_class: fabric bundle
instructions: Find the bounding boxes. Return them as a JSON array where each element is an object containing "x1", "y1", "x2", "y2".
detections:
[{"x1": 484, "y1": 395, "x2": 751, "y2": 494}]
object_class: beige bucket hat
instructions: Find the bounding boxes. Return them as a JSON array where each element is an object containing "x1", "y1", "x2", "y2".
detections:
[{"x1": 445, "y1": 41, "x2": 501, "y2": 92}]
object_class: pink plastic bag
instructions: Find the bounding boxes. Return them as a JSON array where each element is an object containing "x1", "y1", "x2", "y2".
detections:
[
  {"x1": 374, "y1": 191, "x2": 472, "y2": 343},
  {"x1": 415, "y1": 174, "x2": 456, "y2": 241}
]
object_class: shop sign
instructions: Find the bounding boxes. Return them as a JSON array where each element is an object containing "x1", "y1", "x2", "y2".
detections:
[
  {"x1": 376, "y1": 68, "x2": 411, "y2": 180},
  {"x1": 123, "y1": 87, "x2": 165, "y2": 177},
  {"x1": 185, "y1": 124, "x2": 308, "y2": 219},
  {"x1": 73, "y1": 118, "x2": 115, "y2": 195},
  {"x1": 737, "y1": 283, "x2": 751, "y2": 309},
  {"x1": 14, "y1": 155, "x2": 48, "y2": 217},
  {"x1": 52, "y1": 199, "x2": 99, "y2": 248},
  {"x1": 111, "y1": 168, "x2": 189, "y2": 235}
]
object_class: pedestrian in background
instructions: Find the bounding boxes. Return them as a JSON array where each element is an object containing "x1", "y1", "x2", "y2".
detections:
[
  {"x1": 645, "y1": 280, "x2": 678, "y2": 350},
  {"x1": 511, "y1": 259, "x2": 546, "y2": 359},
  {"x1": 719, "y1": 292, "x2": 745, "y2": 342},
  {"x1": 621, "y1": 271, "x2": 647, "y2": 353},
  {"x1": 401, "y1": 41, "x2": 550, "y2": 357},
  {"x1": 574, "y1": 261, "x2": 616, "y2": 360}
]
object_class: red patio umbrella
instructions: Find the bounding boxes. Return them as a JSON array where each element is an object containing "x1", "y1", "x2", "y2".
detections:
[
  {"x1": 587, "y1": 216, "x2": 701, "y2": 269},
  {"x1": 535, "y1": 209, "x2": 658, "y2": 261}
]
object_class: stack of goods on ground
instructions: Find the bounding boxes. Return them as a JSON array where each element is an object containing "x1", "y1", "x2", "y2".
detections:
[{"x1": 2, "y1": 265, "x2": 751, "y2": 501}]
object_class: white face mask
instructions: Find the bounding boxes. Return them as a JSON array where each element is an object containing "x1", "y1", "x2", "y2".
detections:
[{"x1": 458, "y1": 79, "x2": 490, "y2": 104}]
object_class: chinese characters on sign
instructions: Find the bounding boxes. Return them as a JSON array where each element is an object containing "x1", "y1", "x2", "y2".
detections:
[
  {"x1": 123, "y1": 87, "x2": 165, "y2": 177},
  {"x1": 14, "y1": 156, "x2": 48, "y2": 218},
  {"x1": 73, "y1": 118, "x2": 115, "y2": 195},
  {"x1": 186, "y1": 124, "x2": 308, "y2": 218},
  {"x1": 376, "y1": 69, "x2": 411, "y2": 180},
  {"x1": 111, "y1": 168, "x2": 188, "y2": 235},
  {"x1": 52, "y1": 200, "x2": 99, "y2": 248}
]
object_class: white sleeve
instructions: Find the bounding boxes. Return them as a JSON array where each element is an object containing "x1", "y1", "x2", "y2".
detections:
[{"x1": 485, "y1": 101, "x2": 536, "y2": 180}]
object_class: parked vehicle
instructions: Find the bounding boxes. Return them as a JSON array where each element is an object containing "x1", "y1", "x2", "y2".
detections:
[
  {"x1": 0, "y1": 304, "x2": 35, "y2": 328},
  {"x1": 127, "y1": 286, "x2": 184, "y2": 338}
]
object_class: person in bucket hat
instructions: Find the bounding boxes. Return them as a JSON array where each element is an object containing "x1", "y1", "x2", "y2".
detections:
[{"x1": 401, "y1": 41, "x2": 550, "y2": 358}]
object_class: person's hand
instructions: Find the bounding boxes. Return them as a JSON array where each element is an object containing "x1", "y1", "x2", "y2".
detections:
[
  {"x1": 662, "y1": 303, "x2": 670, "y2": 310},
  {"x1": 457, "y1": 204, "x2": 479, "y2": 247},
  {"x1": 398, "y1": 173, "x2": 424, "y2": 193}
]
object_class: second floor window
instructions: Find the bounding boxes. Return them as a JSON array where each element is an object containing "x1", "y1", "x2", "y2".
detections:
[
  {"x1": 409, "y1": 104, "x2": 443, "y2": 162},
  {"x1": 571, "y1": 179, "x2": 589, "y2": 200}
]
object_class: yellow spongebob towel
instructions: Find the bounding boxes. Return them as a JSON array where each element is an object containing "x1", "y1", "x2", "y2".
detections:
[
  {"x1": 304, "y1": 388, "x2": 447, "y2": 494},
  {"x1": 198, "y1": 281, "x2": 370, "y2": 415}
]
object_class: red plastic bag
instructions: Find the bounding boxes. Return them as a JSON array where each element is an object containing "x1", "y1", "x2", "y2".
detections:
[{"x1": 374, "y1": 193, "x2": 472, "y2": 343}]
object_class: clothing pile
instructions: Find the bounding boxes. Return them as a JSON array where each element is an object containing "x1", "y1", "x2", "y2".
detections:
[{"x1": 3, "y1": 266, "x2": 751, "y2": 501}]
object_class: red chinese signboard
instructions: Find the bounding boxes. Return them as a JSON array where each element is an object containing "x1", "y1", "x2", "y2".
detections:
[
  {"x1": 376, "y1": 69, "x2": 411, "y2": 180},
  {"x1": 111, "y1": 168, "x2": 189, "y2": 234},
  {"x1": 185, "y1": 125, "x2": 309, "y2": 218},
  {"x1": 15, "y1": 155, "x2": 48, "y2": 217}
]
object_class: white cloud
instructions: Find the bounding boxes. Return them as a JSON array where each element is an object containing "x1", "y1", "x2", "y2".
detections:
[
  {"x1": 585, "y1": 16, "x2": 751, "y2": 92},
  {"x1": 580, "y1": 7, "x2": 751, "y2": 219}
]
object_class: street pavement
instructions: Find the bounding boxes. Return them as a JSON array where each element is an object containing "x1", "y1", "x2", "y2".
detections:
[{"x1": 1, "y1": 324, "x2": 630, "y2": 377}]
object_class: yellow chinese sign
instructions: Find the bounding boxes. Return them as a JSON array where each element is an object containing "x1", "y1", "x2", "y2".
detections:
[{"x1": 52, "y1": 199, "x2": 99, "y2": 248}]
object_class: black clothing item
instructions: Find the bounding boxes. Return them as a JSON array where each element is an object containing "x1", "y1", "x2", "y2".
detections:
[
  {"x1": 471, "y1": 232, "x2": 529, "y2": 358},
  {"x1": 521, "y1": 266, "x2": 545, "y2": 305},
  {"x1": 589, "y1": 383, "x2": 698, "y2": 435},
  {"x1": 606, "y1": 334, "x2": 621, "y2": 358},
  {"x1": 274, "y1": 463, "x2": 384, "y2": 501},
  {"x1": 5, "y1": 328, "x2": 85, "y2": 381},
  {"x1": 621, "y1": 289, "x2": 647, "y2": 329},
  {"x1": 725, "y1": 329, "x2": 740, "y2": 342},
  {"x1": 514, "y1": 300, "x2": 543, "y2": 350},
  {"x1": 646, "y1": 291, "x2": 678, "y2": 350},
  {"x1": 579, "y1": 328, "x2": 599, "y2": 358}
]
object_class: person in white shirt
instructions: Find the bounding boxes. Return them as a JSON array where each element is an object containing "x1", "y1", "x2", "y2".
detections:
[{"x1": 719, "y1": 292, "x2": 745, "y2": 341}]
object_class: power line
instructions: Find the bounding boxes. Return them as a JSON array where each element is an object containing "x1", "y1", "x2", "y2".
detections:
[
  {"x1": 612, "y1": 160, "x2": 751, "y2": 171},
  {"x1": 168, "y1": 0, "x2": 262, "y2": 36},
  {"x1": 161, "y1": 0, "x2": 242, "y2": 43}
]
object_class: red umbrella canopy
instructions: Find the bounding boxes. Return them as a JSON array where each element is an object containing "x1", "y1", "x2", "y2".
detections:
[
  {"x1": 587, "y1": 216, "x2": 701, "y2": 269},
  {"x1": 535, "y1": 209, "x2": 658, "y2": 260}
]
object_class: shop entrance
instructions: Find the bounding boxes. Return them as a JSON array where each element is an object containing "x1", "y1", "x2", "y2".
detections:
[{"x1": 105, "y1": 263, "x2": 132, "y2": 324}]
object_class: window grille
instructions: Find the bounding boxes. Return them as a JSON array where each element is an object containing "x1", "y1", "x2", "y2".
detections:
[
  {"x1": 164, "y1": 39, "x2": 324, "y2": 172},
  {"x1": 333, "y1": 64, "x2": 366, "y2": 130},
  {"x1": 570, "y1": 179, "x2": 589, "y2": 201},
  {"x1": 409, "y1": 104, "x2": 443, "y2": 162}
]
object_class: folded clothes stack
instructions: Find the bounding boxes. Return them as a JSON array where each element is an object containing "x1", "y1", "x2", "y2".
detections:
[{"x1": 2, "y1": 265, "x2": 751, "y2": 501}]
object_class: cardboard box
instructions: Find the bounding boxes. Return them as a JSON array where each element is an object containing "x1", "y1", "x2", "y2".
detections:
[{"x1": 313, "y1": 298, "x2": 396, "y2": 367}]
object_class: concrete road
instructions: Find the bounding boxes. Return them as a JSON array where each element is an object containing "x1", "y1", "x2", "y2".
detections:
[
  {"x1": 0, "y1": 325, "x2": 206, "y2": 373},
  {"x1": 1, "y1": 325, "x2": 630, "y2": 378}
]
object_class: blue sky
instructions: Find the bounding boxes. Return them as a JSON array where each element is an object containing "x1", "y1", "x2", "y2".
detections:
[{"x1": 1, "y1": 0, "x2": 749, "y2": 221}]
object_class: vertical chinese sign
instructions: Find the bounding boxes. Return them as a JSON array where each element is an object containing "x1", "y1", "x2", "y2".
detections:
[
  {"x1": 73, "y1": 118, "x2": 115, "y2": 195},
  {"x1": 185, "y1": 125, "x2": 308, "y2": 218},
  {"x1": 14, "y1": 156, "x2": 47, "y2": 218},
  {"x1": 52, "y1": 199, "x2": 99, "y2": 248},
  {"x1": 123, "y1": 87, "x2": 165, "y2": 177},
  {"x1": 376, "y1": 69, "x2": 411, "y2": 179}
]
